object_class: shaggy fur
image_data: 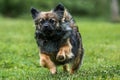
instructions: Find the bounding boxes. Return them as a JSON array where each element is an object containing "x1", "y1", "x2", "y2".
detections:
[{"x1": 31, "y1": 3, "x2": 84, "y2": 74}]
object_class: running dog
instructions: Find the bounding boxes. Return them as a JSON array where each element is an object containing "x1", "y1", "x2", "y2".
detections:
[{"x1": 31, "y1": 3, "x2": 84, "y2": 74}]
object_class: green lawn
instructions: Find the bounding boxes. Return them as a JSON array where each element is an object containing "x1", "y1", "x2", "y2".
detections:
[{"x1": 0, "y1": 17, "x2": 120, "y2": 80}]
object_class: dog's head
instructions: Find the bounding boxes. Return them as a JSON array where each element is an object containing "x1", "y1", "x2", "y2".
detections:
[{"x1": 31, "y1": 4, "x2": 65, "y2": 35}]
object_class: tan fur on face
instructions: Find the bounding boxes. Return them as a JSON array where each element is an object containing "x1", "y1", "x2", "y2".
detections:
[
  {"x1": 36, "y1": 11, "x2": 58, "y2": 21},
  {"x1": 35, "y1": 11, "x2": 60, "y2": 28}
]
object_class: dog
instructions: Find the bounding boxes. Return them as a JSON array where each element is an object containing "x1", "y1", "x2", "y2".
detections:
[{"x1": 31, "y1": 3, "x2": 84, "y2": 74}]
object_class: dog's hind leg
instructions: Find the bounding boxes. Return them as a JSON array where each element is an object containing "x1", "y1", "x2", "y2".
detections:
[
  {"x1": 69, "y1": 32, "x2": 84, "y2": 74},
  {"x1": 40, "y1": 53, "x2": 57, "y2": 74},
  {"x1": 70, "y1": 47, "x2": 84, "y2": 74}
]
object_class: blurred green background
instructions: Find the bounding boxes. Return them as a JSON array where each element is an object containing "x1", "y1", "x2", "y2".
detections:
[
  {"x1": 0, "y1": 0, "x2": 120, "y2": 80},
  {"x1": 0, "y1": 0, "x2": 119, "y2": 19}
]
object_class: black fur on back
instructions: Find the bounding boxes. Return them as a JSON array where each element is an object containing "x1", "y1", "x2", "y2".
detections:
[{"x1": 70, "y1": 29, "x2": 81, "y2": 57}]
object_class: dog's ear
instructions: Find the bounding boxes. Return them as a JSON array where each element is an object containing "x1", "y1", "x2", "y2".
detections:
[
  {"x1": 31, "y1": 7, "x2": 40, "y2": 19},
  {"x1": 53, "y1": 3, "x2": 65, "y2": 20}
]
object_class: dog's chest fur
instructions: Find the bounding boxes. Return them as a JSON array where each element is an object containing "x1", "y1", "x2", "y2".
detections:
[
  {"x1": 40, "y1": 40, "x2": 61, "y2": 53},
  {"x1": 36, "y1": 30, "x2": 68, "y2": 53}
]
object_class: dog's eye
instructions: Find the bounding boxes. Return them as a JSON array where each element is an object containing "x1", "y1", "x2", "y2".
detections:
[
  {"x1": 40, "y1": 19, "x2": 45, "y2": 24},
  {"x1": 49, "y1": 19, "x2": 55, "y2": 24}
]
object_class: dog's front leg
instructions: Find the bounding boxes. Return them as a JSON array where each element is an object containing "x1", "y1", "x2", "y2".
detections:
[
  {"x1": 56, "y1": 39, "x2": 74, "y2": 72},
  {"x1": 39, "y1": 53, "x2": 57, "y2": 74},
  {"x1": 56, "y1": 39, "x2": 73, "y2": 62}
]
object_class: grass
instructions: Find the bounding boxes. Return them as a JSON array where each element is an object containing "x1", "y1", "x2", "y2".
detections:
[{"x1": 0, "y1": 17, "x2": 120, "y2": 80}]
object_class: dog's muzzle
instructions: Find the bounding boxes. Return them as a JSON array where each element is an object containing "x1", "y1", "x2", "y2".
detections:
[{"x1": 42, "y1": 23, "x2": 54, "y2": 34}]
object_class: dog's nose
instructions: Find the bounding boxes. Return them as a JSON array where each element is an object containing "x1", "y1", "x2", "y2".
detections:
[
  {"x1": 43, "y1": 25, "x2": 51, "y2": 30},
  {"x1": 42, "y1": 25, "x2": 49, "y2": 32},
  {"x1": 43, "y1": 23, "x2": 49, "y2": 29},
  {"x1": 44, "y1": 25, "x2": 49, "y2": 28}
]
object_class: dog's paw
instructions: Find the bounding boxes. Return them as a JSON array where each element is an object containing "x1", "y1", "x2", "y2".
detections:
[{"x1": 56, "y1": 45, "x2": 74, "y2": 62}]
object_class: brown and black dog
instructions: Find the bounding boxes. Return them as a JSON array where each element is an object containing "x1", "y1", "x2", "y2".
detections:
[{"x1": 31, "y1": 4, "x2": 84, "y2": 74}]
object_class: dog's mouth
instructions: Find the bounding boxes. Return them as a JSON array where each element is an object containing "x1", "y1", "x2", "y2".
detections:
[
  {"x1": 42, "y1": 27, "x2": 63, "y2": 36},
  {"x1": 43, "y1": 29, "x2": 54, "y2": 34},
  {"x1": 41, "y1": 26, "x2": 55, "y2": 35}
]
